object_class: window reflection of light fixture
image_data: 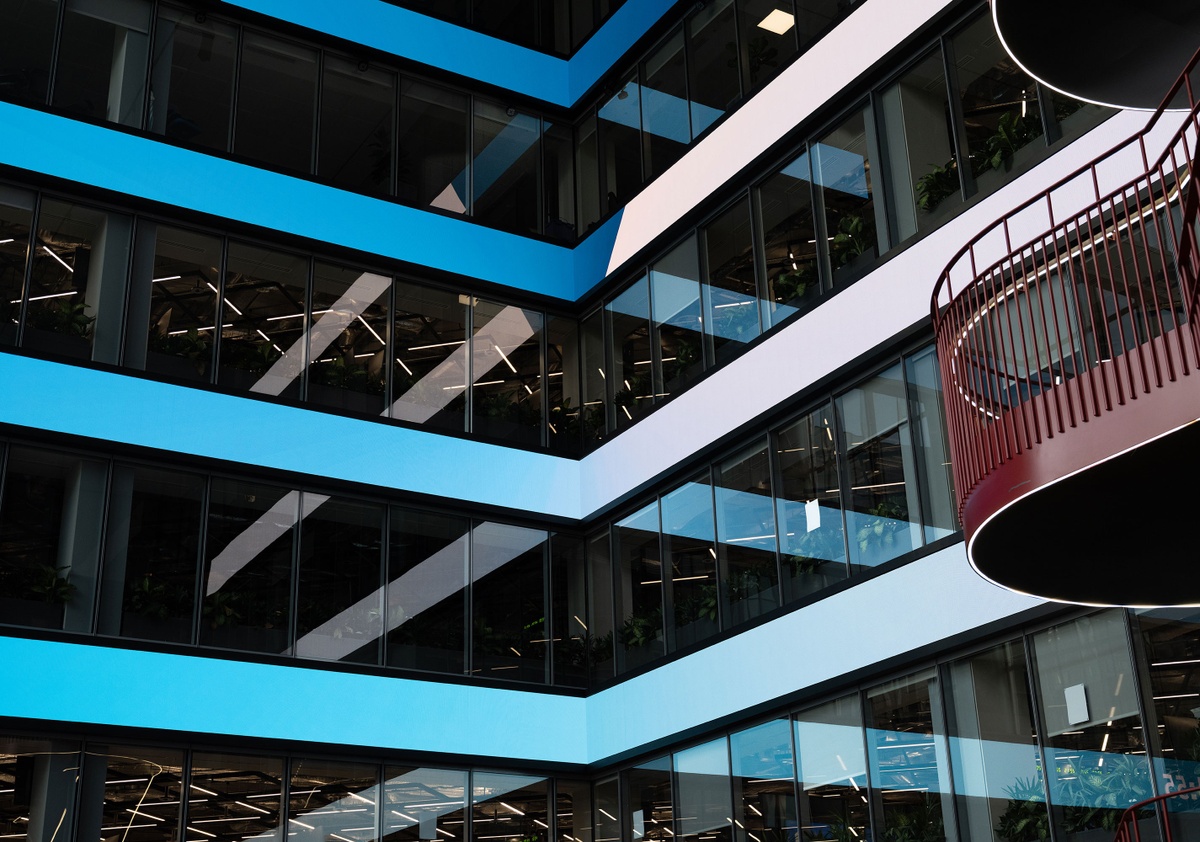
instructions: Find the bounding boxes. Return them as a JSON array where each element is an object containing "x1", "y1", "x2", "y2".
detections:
[{"x1": 757, "y1": 9, "x2": 795, "y2": 34}]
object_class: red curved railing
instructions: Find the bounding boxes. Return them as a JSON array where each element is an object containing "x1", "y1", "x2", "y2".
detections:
[
  {"x1": 1114, "y1": 785, "x2": 1200, "y2": 842},
  {"x1": 931, "y1": 51, "x2": 1200, "y2": 526}
]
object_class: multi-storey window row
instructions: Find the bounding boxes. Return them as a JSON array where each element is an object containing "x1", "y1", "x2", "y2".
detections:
[
  {"x1": 0, "y1": 0, "x2": 867, "y2": 242},
  {"x1": 0, "y1": 341, "x2": 954, "y2": 687},
  {"x1": 7, "y1": 606, "x2": 1200, "y2": 842}
]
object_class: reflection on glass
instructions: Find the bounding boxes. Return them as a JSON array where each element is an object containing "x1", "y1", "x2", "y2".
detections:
[
  {"x1": 544, "y1": 123, "x2": 576, "y2": 240},
  {"x1": 796, "y1": 0, "x2": 857, "y2": 49},
  {"x1": 399, "y1": 81, "x2": 469, "y2": 213},
  {"x1": 836, "y1": 364, "x2": 921, "y2": 571},
  {"x1": 547, "y1": 315, "x2": 581, "y2": 454},
  {"x1": 704, "y1": 199, "x2": 760, "y2": 364},
  {"x1": 627, "y1": 756, "x2": 672, "y2": 842},
  {"x1": 472, "y1": 773, "x2": 549, "y2": 842},
  {"x1": 662, "y1": 475, "x2": 717, "y2": 650},
  {"x1": 905, "y1": 347, "x2": 957, "y2": 544},
  {"x1": 189, "y1": 752, "x2": 284, "y2": 842},
  {"x1": 608, "y1": 276, "x2": 653, "y2": 430},
  {"x1": 307, "y1": 262, "x2": 390, "y2": 414},
  {"x1": 382, "y1": 766, "x2": 467, "y2": 842},
  {"x1": 576, "y1": 115, "x2": 602, "y2": 235},
  {"x1": 687, "y1": 0, "x2": 739, "y2": 135},
  {"x1": 471, "y1": 522, "x2": 549, "y2": 681},
  {"x1": 288, "y1": 758, "x2": 378, "y2": 842},
  {"x1": 676, "y1": 738, "x2": 732, "y2": 842},
  {"x1": 141, "y1": 224, "x2": 220, "y2": 382},
  {"x1": 472, "y1": 301, "x2": 543, "y2": 445},
  {"x1": 234, "y1": 31, "x2": 318, "y2": 173},
  {"x1": 715, "y1": 443, "x2": 779, "y2": 628},
  {"x1": 386, "y1": 507, "x2": 469, "y2": 675},
  {"x1": 758, "y1": 151, "x2": 821, "y2": 327},
  {"x1": 599, "y1": 71, "x2": 643, "y2": 213},
  {"x1": 651, "y1": 235, "x2": 706, "y2": 397},
  {"x1": 587, "y1": 529, "x2": 616, "y2": 682},
  {"x1": 551, "y1": 534, "x2": 589, "y2": 687},
  {"x1": 774, "y1": 403, "x2": 847, "y2": 602},
  {"x1": 867, "y1": 669, "x2": 953, "y2": 842},
  {"x1": 814, "y1": 108, "x2": 879, "y2": 284},
  {"x1": 947, "y1": 640, "x2": 1048, "y2": 842},
  {"x1": 0, "y1": 187, "x2": 33, "y2": 347},
  {"x1": 795, "y1": 695, "x2": 870, "y2": 841},
  {"x1": 0, "y1": 736, "x2": 80, "y2": 842},
  {"x1": 391, "y1": 282, "x2": 468, "y2": 431},
  {"x1": 615, "y1": 502, "x2": 663, "y2": 673},
  {"x1": 595, "y1": 777, "x2": 620, "y2": 842},
  {"x1": 473, "y1": 102, "x2": 541, "y2": 234},
  {"x1": 737, "y1": 0, "x2": 798, "y2": 91},
  {"x1": 88, "y1": 744, "x2": 184, "y2": 842},
  {"x1": 730, "y1": 719, "x2": 797, "y2": 842},
  {"x1": 149, "y1": 5, "x2": 237, "y2": 151},
  {"x1": 319, "y1": 56, "x2": 395, "y2": 194},
  {"x1": 580, "y1": 309, "x2": 608, "y2": 448},
  {"x1": 557, "y1": 779, "x2": 594, "y2": 842},
  {"x1": 1033, "y1": 611, "x2": 1152, "y2": 840},
  {"x1": 53, "y1": 0, "x2": 151, "y2": 127},
  {"x1": 641, "y1": 29, "x2": 690, "y2": 179},
  {"x1": 0, "y1": 0, "x2": 57, "y2": 106}
]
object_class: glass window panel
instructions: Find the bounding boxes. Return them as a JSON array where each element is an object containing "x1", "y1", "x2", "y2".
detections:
[
  {"x1": 904, "y1": 347, "x2": 957, "y2": 544},
  {"x1": 1050, "y1": 90, "x2": 1115, "y2": 145},
  {"x1": 737, "y1": 0, "x2": 798, "y2": 91},
  {"x1": 0, "y1": 0, "x2": 58, "y2": 106},
  {"x1": 551, "y1": 534, "x2": 589, "y2": 687},
  {"x1": 704, "y1": 198, "x2": 760, "y2": 365},
  {"x1": 218, "y1": 242, "x2": 308, "y2": 397},
  {"x1": 83, "y1": 744, "x2": 184, "y2": 842},
  {"x1": 675, "y1": 738, "x2": 732, "y2": 842},
  {"x1": 814, "y1": 107, "x2": 881, "y2": 284},
  {"x1": 730, "y1": 720, "x2": 797, "y2": 842},
  {"x1": 148, "y1": 5, "x2": 237, "y2": 151},
  {"x1": 594, "y1": 778, "x2": 620, "y2": 842},
  {"x1": 544, "y1": 122, "x2": 576, "y2": 240},
  {"x1": 386, "y1": 507, "x2": 470, "y2": 675},
  {"x1": 881, "y1": 50, "x2": 961, "y2": 241},
  {"x1": 188, "y1": 752, "x2": 284, "y2": 842},
  {"x1": 318, "y1": 56, "x2": 395, "y2": 195},
  {"x1": 0, "y1": 736, "x2": 80, "y2": 842},
  {"x1": 547, "y1": 314, "x2": 581, "y2": 454},
  {"x1": 715, "y1": 443, "x2": 779, "y2": 629},
  {"x1": 587, "y1": 529, "x2": 615, "y2": 683},
  {"x1": 140, "y1": 224, "x2": 220, "y2": 382},
  {"x1": 473, "y1": 102, "x2": 541, "y2": 234},
  {"x1": 599, "y1": 72, "x2": 643, "y2": 212},
  {"x1": 391, "y1": 281, "x2": 469, "y2": 432},
  {"x1": 471, "y1": 773, "x2": 549, "y2": 842},
  {"x1": 951, "y1": 12, "x2": 1044, "y2": 186},
  {"x1": 1032, "y1": 611, "x2": 1152, "y2": 840},
  {"x1": 0, "y1": 446, "x2": 105, "y2": 631},
  {"x1": 661, "y1": 474, "x2": 717, "y2": 650},
  {"x1": 53, "y1": 0, "x2": 151, "y2": 127},
  {"x1": 381, "y1": 766, "x2": 467, "y2": 842},
  {"x1": 288, "y1": 758, "x2": 378, "y2": 842},
  {"x1": 470, "y1": 0, "x2": 538, "y2": 47},
  {"x1": 947, "y1": 640, "x2": 1048, "y2": 842},
  {"x1": 794, "y1": 695, "x2": 870, "y2": 841},
  {"x1": 557, "y1": 780, "x2": 593, "y2": 842},
  {"x1": 472, "y1": 300, "x2": 543, "y2": 445},
  {"x1": 795, "y1": 0, "x2": 858, "y2": 49},
  {"x1": 234, "y1": 32, "x2": 317, "y2": 173},
  {"x1": 607, "y1": 276, "x2": 653, "y2": 430},
  {"x1": 0, "y1": 186, "x2": 34, "y2": 347},
  {"x1": 866, "y1": 669, "x2": 954, "y2": 842},
  {"x1": 399, "y1": 80, "x2": 469, "y2": 214},
  {"x1": 615, "y1": 502, "x2": 664, "y2": 673},
  {"x1": 580, "y1": 308, "x2": 608, "y2": 449},
  {"x1": 774, "y1": 404, "x2": 847, "y2": 603},
  {"x1": 99, "y1": 464, "x2": 203, "y2": 644},
  {"x1": 26, "y1": 199, "x2": 130, "y2": 361},
  {"x1": 200, "y1": 478, "x2": 295, "y2": 654},
  {"x1": 626, "y1": 757, "x2": 672, "y2": 842},
  {"x1": 296, "y1": 495, "x2": 384, "y2": 664},
  {"x1": 576, "y1": 114, "x2": 602, "y2": 235},
  {"x1": 758, "y1": 150, "x2": 821, "y2": 328},
  {"x1": 307, "y1": 261, "x2": 390, "y2": 414},
  {"x1": 836, "y1": 364, "x2": 922, "y2": 571},
  {"x1": 471, "y1": 522, "x2": 549, "y2": 682},
  {"x1": 687, "y1": 0, "x2": 740, "y2": 136},
  {"x1": 651, "y1": 235, "x2": 705, "y2": 398},
  {"x1": 641, "y1": 29, "x2": 690, "y2": 179}
]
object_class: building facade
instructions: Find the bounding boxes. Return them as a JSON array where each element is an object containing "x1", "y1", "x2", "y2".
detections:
[{"x1": 0, "y1": 1, "x2": 1198, "y2": 842}]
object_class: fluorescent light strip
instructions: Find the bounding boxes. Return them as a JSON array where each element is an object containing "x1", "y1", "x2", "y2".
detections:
[{"x1": 41, "y1": 245, "x2": 73, "y2": 273}]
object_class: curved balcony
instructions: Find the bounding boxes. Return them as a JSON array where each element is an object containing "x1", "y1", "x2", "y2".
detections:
[{"x1": 931, "y1": 54, "x2": 1200, "y2": 606}]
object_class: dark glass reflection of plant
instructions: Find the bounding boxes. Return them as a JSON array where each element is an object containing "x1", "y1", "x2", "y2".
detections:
[
  {"x1": 27, "y1": 300, "x2": 95, "y2": 338},
  {"x1": 311, "y1": 354, "x2": 384, "y2": 394},
  {"x1": 915, "y1": 163, "x2": 959, "y2": 213},
  {"x1": 203, "y1": 590, "x2": 243, "y2": 629},
  {"x1": 148, "y1": 327, "x2": 211, "y2": 374},
  {"x1": 995, "y1": 777, "x2": 1050, "y2": 842},
  {"x1": 855, "y1": 500, "x2": 908, "y2": 557},
  {"x1": 1055, "y1": 754, "x2": 1153, "y2": 835},
  {"x1": 28, "y1": 564, "x2": 76, "y2": 604},
  {"x1": 773, "y1": 262, "x2": 818, "y2": 304},
  {"x1": 830, "y1": 215, "x2": 872, "y2": 267},
  {"x1": 228, "y1": 340, "x2": 281, "y2": 374},
  {"x1": 978, "y1": 112, "x2": 1043, "y2": 175},
  {"x1": 619, "y1": 607, "x2": 662, "y2": 650},
  {"x1": 882, "y1": 797, "x2": 944, "y2": 842}
]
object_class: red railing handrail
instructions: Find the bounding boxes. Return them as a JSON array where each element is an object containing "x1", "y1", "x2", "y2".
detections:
[{"x1": 1113, "y1": 784, "x2": 1200, "y2": 842}]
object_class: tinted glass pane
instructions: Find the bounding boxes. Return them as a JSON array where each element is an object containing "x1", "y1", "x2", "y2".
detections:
[
  {"x1": 651, "y1": 235, "x2": 705, "y2": 397},
  {"x1": 626, "y1": 757, "x2": 672, "y2": 842},
  {"x1": 730, "y1": 720, "x2": 796, "y2": 842},
  {"x1": 319, "y1": 56, "x2": 395, "y2": 194},
  {"x1": 0, "y1": 736, "x2": 80, "y2": 842},
  {"x1": 687, "y1": 0, "x2": 739, "y2": 135},
  {"x1": 738, "y1": 0, "x2": 799, "y2": 91},
  {"x1": 661, "y1": 475, "x2": 717, "y2": 650},
  {"x1": 905, "y1": 347, "x2": 957, "y2": 543},
  {"x1": 471, "y1": 773, "x2": 549, "y2": 842},
  {"x1": 1051, "y1": 89, "x2": 1114, "y2": 145},
  {"x1": 307, "y1": 262, "x2": 390, "y2": 414},
  {"x1": 53, "y1": 0, "x2": 151, "y2": 127},
  {"x1": 218, "y1": 242, "x2": 308, "y2": 397},
  {"x1": 608, "y1": 276, "x2": 652, "y2": 430},
  {"x1": 0, "y1": 187, "x2": 33, "y2": 347},
  {"x1": 471, "y1": 522, "x2": 548, "y2": 682},
  {"x1": 296, "y1": 495, "x2": 384, "y2": 664},
  {"x1": 188, "y1": 752, "x2": 284, "y2": 840},
  {"x1": 794, "y1": 696, "x2": 869, "y2": 841},
  {"x1": 0, "y1": 0, "x2": 58, "y2": 105},
  {"x1": 615, "y1": 502, "x2": 663, "y2": 673},
  {"x1": 704, "y1": 199, "x2": 760, "y2": 364},
  {"x1": 676, "y1": 739, "x2": 732, "y2": 842},
  {"x1": 547, "y1": 314, "x2": 581, "y2": 454},
  {"x1": 551, "y1": 534, "x2": 589, "y2": 687},
  {"x1": 715, "y1": 443, "x2": 779, "y2": 628},
  {"x1": 201, "y1": 478, "x2": 294, "y2": 654},
  {"x1": 399, "y1": 81, "x2": 468, "y2": 213},
  {"x1": 391, "y1": 282, "x2": 468, "y2": 432},
  {"x1": 288, "y1": 758, "x2": 378, "y2": 842},
  {"x1": 576, "y1": 115, "x2": 602, "y2": 235},
  {"x1": 641, "y1": 29, "x2": 690, "y2": 179},
  {"x1": 84, "y1": 744, "x2": 184, "y2": 842},
  {"x1": 587, "y1": 529, "x2": 615, "y2": 682},
  {"x1": 387, "y1": 507, "x2": 469, "y2": 675},
  {"x1": 473, "y1": 102, "x2": 541, "y2": 234},
  {"x1": 382, "y1": 767, "x2": 467, "y2": 842},
  {"x1": 235, "y1": 32, "x2": 317, "y2": 173},
  {"x1": 149, "y1": 6, "x2": 237, "y2": 150},
  {"x1": 814, "y1": 108, "x2": 880, "y2": 283},
  {"x1": 140, "y1": 224, "x2": 220, "y2": 382},
  {"x1": 594, "y1": 778, "x2": 620, "y2": 842},
  {"x1": 580, "y1": 309, "x2": 607, "y2": 448},
  {"x1": 472, "y1": 300, "x2": 543, "y2": 445},
  {"x1": 544, "y1": 122, "x2": 576, "y2": 240},
  {"x1": 100, "y1": 464, "x2": 203, "y2": 644},
  {"x1": 795, "y1": 0, "x2": 857, "y2": 48},
  {"x1": 775, "y1": 404, "x2": 847, "y2": 602},
  {"x1": 599, "y1": 72, "x2": 643, "y2": 211},
  {"x1": 557, "y1": 780, "x2": 593, "y2": 842},
  {"x1": 758, "y1": 151, "x2": 820, "y2": 327}
]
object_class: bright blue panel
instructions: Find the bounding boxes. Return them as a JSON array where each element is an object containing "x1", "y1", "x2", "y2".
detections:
[
  {"x1": 568, "y1": 0, "x2": 680, "y2": 103},
  {"x1": 0, "y1": 353, "x2": 584, "y2": 519},
  {"x1": 0, "y1": 636, "x2": 587, "y2": 763},
  {"x1": 0, "y1": 103, "x2": 582, "y2": 300},
  {"x1": 572, "y1": 211, "x2": 624, "y2": 297}
]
